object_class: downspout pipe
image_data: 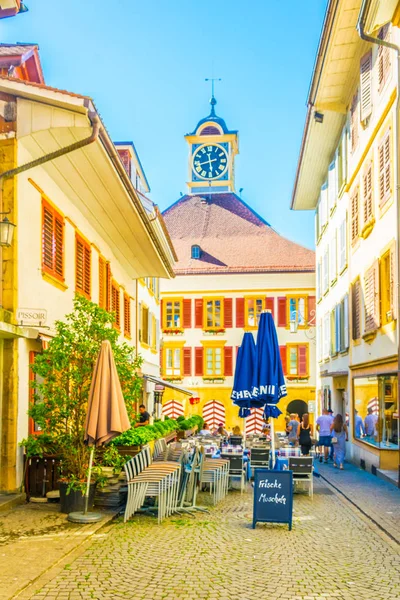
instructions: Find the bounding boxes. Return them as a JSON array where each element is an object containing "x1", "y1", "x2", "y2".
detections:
[{"x1": 357, "y1": 0, "x2": 400, "y2": 487}]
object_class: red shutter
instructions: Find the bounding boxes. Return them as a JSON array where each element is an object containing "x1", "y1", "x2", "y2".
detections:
[
  {"x1": 183, "y1": 299, "x2": 192, "y2": 328},
  {"x1": 298, "y1": 345, "x2": 308, "y2": 376},
  {"x1": 265, "y1": 297, "x2": 275, "y2": 320},
  {"x1": 160, "y1": 299, "x2": 164, "y2": 329},
  {"x1": 195, "y1": 299, "x2": 203, "y2": 328},
  {"x1": 224, "y1": 346, "x2": 233, "y2": 376},
  {"x1": 195, "y1": 347, "x2": 203, "y2": 376},
  {"x1": 236, "y1": 298, "x2": 245, "y2": 327},
  {"x1": 224, "y1": 298, "x2": 233, "y2": 328},
  {"x1": 279, "y1": 345, "x2": 287, "y2": 376},
  {"x1": 308, "y1": 296, "x2": 316, "y2": 326},
  {"x1": 277, "y1": 297, "x2": 287, "y2": 327},
  {"x1": 183, "y1": 347, "x2": 192, "y2": 376}
]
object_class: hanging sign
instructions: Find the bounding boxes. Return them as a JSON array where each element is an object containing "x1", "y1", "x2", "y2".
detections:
[
  {"x1": 16, "y1": 308, "x2": 47, "y2": 327},
  {"x1": 252, "y1": 469, "x2": 293, "y2": 530}
]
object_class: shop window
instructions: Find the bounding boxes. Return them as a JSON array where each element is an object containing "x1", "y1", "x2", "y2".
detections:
[
  {"x1": 353, "y1": 374, "x2": 398, "y2": 449},
  {"x1": 204, "y1": 297, "x2": 223, "y2": 329},
  {"x1": 245, "y1": 297, "x2": 264, "y2": 329}
]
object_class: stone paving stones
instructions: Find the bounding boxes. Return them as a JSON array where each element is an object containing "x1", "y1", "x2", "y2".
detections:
[{"x1": 27, "y1": 477, "x2": 400, "y2": 600}]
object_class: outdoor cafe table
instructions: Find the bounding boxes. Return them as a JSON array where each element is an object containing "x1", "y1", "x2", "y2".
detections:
[
  {"x1": 208, "y1": 445, "x2": 252, "y2": 480},
  {"x1": 274, "y1": 447, "x2": 319, "y2": 476}
]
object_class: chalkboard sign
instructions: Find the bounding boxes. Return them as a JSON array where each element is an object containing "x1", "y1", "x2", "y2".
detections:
[{"x1": 252, "y1": 469, "x2": 293, "y2": 530}]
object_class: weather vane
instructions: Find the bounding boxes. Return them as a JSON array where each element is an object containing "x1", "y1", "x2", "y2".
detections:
[{"x1": 205, "y1": 76, "x2": 222, "y2": 98}]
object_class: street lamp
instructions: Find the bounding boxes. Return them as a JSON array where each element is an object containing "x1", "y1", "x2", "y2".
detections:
[{"x1": 0, "y1": 215, "x2": 16, "y2": 247}]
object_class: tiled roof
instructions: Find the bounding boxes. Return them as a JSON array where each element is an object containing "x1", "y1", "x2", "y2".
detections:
[
  {"x1": 0, "y1": 44, "x2": 38, "y2": 57},
  {"x1": 0, "y1": 74, "x2": 90, "y2": 99},
  {"x1": 162, "y1": 193, "x2": 315, "y2": 275}
]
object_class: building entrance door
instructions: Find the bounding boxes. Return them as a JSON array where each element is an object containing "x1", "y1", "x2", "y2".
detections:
[{"x1": 286, "y1": 399, "x2": 308, "y2": 420}]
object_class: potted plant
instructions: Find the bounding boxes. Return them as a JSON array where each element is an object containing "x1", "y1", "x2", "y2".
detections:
[{"x1": 20, "y1": 295, "x2": 143, "y2": 513}]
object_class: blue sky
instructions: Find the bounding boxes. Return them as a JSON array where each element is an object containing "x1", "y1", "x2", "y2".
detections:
[{"x1": 1, "y1": 0, "x2": 327, "y2": 250}]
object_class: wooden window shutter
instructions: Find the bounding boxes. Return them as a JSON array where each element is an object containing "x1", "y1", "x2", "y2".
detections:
[
  {"x1": 42, "y1": 199, "x2": 64, "y2": 281},
  {"x1": 106, "y1": 263, "x2": 112, "y2": 311},
  {"x1": 195, "y1": 299, "x2": 203, "y2": 328},
  {"x1": 350, "y1": 93, "x2": 359, "y2": 152},
  {"x1": 373, "y1": 259, "x2": 380, "y2": 330},
  {"x1": 360, "y1": 51, "x2": 372, "y2": 122},
  {"x1": 112, "y1": 281, "x2": 120, "y2": 330},
  {"x1": 390, "y1": 242, "x2": 397, "y2": 320},
  {"x1": 224, "y1": 298, "x2": 233, "y2": 328},
  {"x1": 99, "y1": 257, "x2": 106, "y2": 309},
  {"x1": 84, "y1": 244, "x2": 91, "y2": 297},
  {"x1": 265, "y1": 297, "x2": 275, "y2": 320},
  {"x1": 277, "y1": 297, "x2": 287, "y2": 327},
  {"x1": 378, "y1": 24, "x2": 390, "y2": 90},
  {"x1": 351, "y1": 189, "x2": 359, "y2": 244},
  {"x1": 195, "y1": 347, "x2": 203, "y2": 376},
  {"x1": 379, "y1": 131, "x2": 391, "y2": 206},
  {"x1": 363, "y1": 165, "x2": 373, "y2": 223},
  {"x1": 42, "y1": 203, "x2": 54, "y2": 272},
  {"x1": 124, "y1": 293, "x2": 131, "y2": 337},
  {"x1": 75, "y1": 234, "x2": 91, "y2": 299},
  {"x1": 236, "y1": 298, "x2": 245, "y2": 327},
  {"x1": 279, "y1": 346, "x2": 287, "y2": 376},
  {"x1": 183, "y1": 347, "x2": 192, "y2": 377},
  {"x1": 352, "y1": 280, "x2": 361, "y2": 340},
  {"x1": 224, "y1": 347, "x2": 233, "y2": 376},
  {"x1": 308, "y1": 296, "x2": 316, "y2": 326},
  {"x1": 364, "y1": 263, "x2": 379, "y2": 333},
  {"x1": 54, "y1": 215, "x2": 64, "y2": 279},
  {"x1": 298, "y1": 346, "x2": 307, "y2": 376},
  {"x1": 183, "y1": 299, "x2": 192, "y2": 328}
]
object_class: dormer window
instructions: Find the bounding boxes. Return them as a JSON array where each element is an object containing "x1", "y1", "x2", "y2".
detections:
[{"x1": 191, "y1": 245, "x2": 201, "y2": 259}]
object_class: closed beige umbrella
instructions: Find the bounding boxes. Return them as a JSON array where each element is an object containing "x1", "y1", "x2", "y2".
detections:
[
  {"x1": 69, "y1": 340, "x2": 131, "y2": 523},
  {"x1": 84, "y1": 339, "x2": 131, "y2": 446}
]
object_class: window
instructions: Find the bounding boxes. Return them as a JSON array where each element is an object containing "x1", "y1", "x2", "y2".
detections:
[
  {"x1": 338, "y1": 294, "x2": 349, "y2": 352},
  {"x1": 352, "y1": 278, "x2": 362, "y2": 340},
  {"x1": 287, "y1": 296, "x2": 306, "y2": 327},
  {"x1": 317, "y1": 320, "x2": 322, "y2": 362},
  {"x1": 75, "y1": 234, "x2": 91, "y2": 299},
  {"x1": 378, "y1": 130, "x2": 391, "y2": 207},
  {"x1": 323, "y1": 248, "x2": 329, "y2": 293},
  {"x1": 164, "y1": 345, "x2": 183, "y2": 378},
  {"x1": 378, "y1": 24, "x2": 391, "y2": 91},
  {"x1": 351, "y1": 188, "x2": 359, "y2": 245},
  {"x1": 204, "y1": 298, "x2": 223, "y2": 329},
  {"x1": 350, "y1": 93, "x2": 359, "y2": 153},
  {"x1": 380, "y1": 245, "x2": 396, "y2": 325},
  {"x1": 364, "y1": 261, "x2": 380, "y2": 333},
  {"x1": 151, "y1": 315, "x2": 157, "y2": 351},
  {"x1": 353, "y1": 374, "x2": 398, "y2": 449},
  {"x1": 328, "y1": 160, "x2": 336, "y2": 213},
  {"x1": 42, "y1": 199, "x2": 64, "y2": 282},
  {"x1": 204, "y1": 345, "x2": 224, "y2": 377},
  {"x1": 191, "y1": 245, "x2": 201, "y2": 259},
  {"x1": 338, "y1": 216, "x2": 347, "y2": 273},
  {"x1": 323, "y1": 314, "x2": 330, "y2": 359},
  {"x1": 111, "y1": 280, "x2": 120, "y2": 330},
  {"x1": 163, "y1": 299, "x2": 182, "y2": 330},
  {"x1": 245, "y1": 297, "x2": 264, "y2": 329},
  {"x1": 124, "y1": 293, "x2": 131, "y2": 338},
  {"x1": 330, "y1": 235, "x2": 337, "y2": 284},
  {"x1": 362, "y1": 164, "x2": 373, "y2": 225},
  {"x1": 360, "y1": 50, "x2": 372, "y2": 122},
  {"x1": 141, "y1": 304, "x2": 149, "y2": 345},
  {"x1": 286, "y1": 344, "x2": 308, "y2": 378}
]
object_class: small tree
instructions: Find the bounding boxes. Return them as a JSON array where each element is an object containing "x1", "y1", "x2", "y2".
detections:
[{"x1": 23, "y1": 295, "x2": 143, "y2": 489}]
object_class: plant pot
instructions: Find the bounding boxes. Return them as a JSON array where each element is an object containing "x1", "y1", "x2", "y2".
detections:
[
  {"x1": 59, "y1": 482, "x2": 96, "y2": 514},
  {"x1": 100, "y1": 467, "x2": 115, "y2": 478},
  {"x1": 115, "y1": 445, "x2": 141, "y2": 458}
]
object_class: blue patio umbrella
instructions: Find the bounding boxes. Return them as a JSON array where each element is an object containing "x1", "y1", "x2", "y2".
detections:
[
  {"x1": 231, "y1": 332, "x2": 262, "y2": 418},
  {"x1": 251, "y1": 312, "x2": 287, "y2": 419}
]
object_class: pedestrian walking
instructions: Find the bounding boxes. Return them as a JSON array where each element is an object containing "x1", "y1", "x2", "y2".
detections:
[
  {"x1": 316, "y1": 408, "x2": 334, "y2": 463},
  {"x1": 287, "y1": 413, "x2": 299, "y2": 446},
  {"x1": 298, "y1": 413, "x2": 313, "y2": 455},
  {"x1": 330, "y1": 414, "x2": 348, "y2": 470},
  {"x1": 328, "y1": 409, "x2": 335, "y2": 461}
]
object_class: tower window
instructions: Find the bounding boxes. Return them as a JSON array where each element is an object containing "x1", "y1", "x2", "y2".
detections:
[
  {"x1": 191, "y1": 245, "x2": 201, "y2": 259},
  {"x1": 200, "y1": 126, "x2": 221, "y2": 136}
]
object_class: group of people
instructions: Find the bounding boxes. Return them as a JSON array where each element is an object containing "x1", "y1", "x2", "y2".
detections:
[
  {"x1": 285, "y1": 408, "x2": 349, "y2": 469},
  {"x1": 199, "y1": 422, "x2": 240, "y2": 437}
]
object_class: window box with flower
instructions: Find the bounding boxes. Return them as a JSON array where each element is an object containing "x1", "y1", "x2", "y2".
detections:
[{"x1": 162, "y1": 328, "x2": 184, "y2": 335}]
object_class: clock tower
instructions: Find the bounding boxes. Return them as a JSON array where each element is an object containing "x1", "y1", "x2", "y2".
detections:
[{"x1": 185, "y1": 95, "x2": 239, "y2": 194}]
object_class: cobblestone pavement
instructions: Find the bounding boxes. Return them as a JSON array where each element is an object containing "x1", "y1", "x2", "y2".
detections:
[
  {"x1": 318, "y1": 461, "x2": 400, "y2": 543},
  {"x1": 27, "y1": 478, "x2": 399, "y2": 600}
]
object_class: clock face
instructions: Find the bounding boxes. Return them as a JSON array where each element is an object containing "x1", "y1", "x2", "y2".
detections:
[{"x1": 192, "y1": 144, "x2": 228, "y2": 180}]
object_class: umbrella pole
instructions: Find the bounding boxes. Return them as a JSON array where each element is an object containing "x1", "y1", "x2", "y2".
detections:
[
  {"x1": 270, "y1": 417, "x2": 275, "y2": 468},
  {"x1": 84, "y1": 446, "x2": 95, "y2": 515}
]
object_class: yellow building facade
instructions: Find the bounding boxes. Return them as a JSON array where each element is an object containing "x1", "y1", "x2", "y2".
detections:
[{"x1": 160, "y1": 98, "x2": 316, "y2": 433}]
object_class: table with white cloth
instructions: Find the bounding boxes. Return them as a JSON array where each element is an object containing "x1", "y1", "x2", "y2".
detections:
[
  {"x1": 274, "y1": 447, "x2": 319, "y2": 476},
  {"x1": 211, "y1": 446, "x2": 252, "y2": 481}
]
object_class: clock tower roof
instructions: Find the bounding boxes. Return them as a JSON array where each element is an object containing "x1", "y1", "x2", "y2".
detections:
[{"x1": 188, "y1": 95, "x2": 237, "y2": 136}]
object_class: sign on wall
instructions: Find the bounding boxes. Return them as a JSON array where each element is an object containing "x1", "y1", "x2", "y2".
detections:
[
  {"x1": 252, "y1": 469, "x2": 293, "y2": 530},
  {"x1": 16, "y1": 308, "x2": 47, "y2": 327}
]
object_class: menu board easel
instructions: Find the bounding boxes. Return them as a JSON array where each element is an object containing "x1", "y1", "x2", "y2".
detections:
[{"x1": 252, "y1": 469, "x2": 293, "y2": 530}]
